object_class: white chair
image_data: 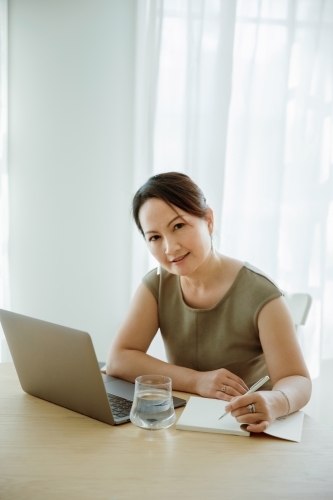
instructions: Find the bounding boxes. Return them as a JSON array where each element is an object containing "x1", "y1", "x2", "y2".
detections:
[{"x1": 283, "y1": 292, "x2": 312, "y2": 326}]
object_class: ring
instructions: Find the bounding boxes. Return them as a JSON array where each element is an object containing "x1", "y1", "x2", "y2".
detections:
[
  {"x1": 221, "y1": 385, "x2": 226, "y2": 393},
  {"x1": 247, "y1": 404, "x2": 256, "y2": 413}
]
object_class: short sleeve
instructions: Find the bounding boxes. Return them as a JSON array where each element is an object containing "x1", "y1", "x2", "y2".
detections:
[{"x1": 142, "y1": 268, "x2": 160, "y2": 301}]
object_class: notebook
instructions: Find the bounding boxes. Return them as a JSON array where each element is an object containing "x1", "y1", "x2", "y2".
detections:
[
  {"x1": 0, "y1": 309, "x2": 186, "y2": 425},
  {"x1": 176, "y1": 396, "x2": 304, "y2": 442}
]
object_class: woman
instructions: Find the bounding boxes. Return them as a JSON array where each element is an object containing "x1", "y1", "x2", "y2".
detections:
[{"x1": 106, "y1": 172, "x2": 311, "y2": 433}]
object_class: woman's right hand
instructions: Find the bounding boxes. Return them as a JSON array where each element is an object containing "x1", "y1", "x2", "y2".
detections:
[{"x1": 194, "y1": 368, "x2": 248, "y2": 401}]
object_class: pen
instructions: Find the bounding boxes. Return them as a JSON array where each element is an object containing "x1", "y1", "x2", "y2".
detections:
[{"x1": 218, "y1": 375, "x2": 270, "y2": 420}]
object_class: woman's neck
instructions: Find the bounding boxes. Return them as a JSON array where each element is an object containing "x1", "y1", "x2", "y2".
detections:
[
  {"x1": 180, "y1": 251, "x2": 225, "y2": 293},
  {"x1": 179, "y1": 253, "x2": 244, "y2": 309}
]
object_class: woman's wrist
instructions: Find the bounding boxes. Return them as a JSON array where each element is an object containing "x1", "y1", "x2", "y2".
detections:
[
  {"x1": 188, "y1": 370, "x2": 201, "y2": 395},
  {"x1": 273, "y1": 389, "x2": 291, "y2": 417},
  {"x1": 169, "y1": 365, "x2": 200, "y2": 394}
]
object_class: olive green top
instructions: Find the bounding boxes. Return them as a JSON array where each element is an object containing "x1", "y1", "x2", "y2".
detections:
[{"x1": 142, "y1": 263, "x2": 282, "y2": 390}]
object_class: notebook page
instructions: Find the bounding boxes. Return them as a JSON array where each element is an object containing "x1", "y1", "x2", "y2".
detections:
[
  {"x1": 263, "y1": 411, "x2": 304, "y2": 442},
  {"x1": 176, "y1": 396, "x2": 250, "y2": 437},
  {"x1": 176, "y1": 397, "x2": 304, "y2": 441}
]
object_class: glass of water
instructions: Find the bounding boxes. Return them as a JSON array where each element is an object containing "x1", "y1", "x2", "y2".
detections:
[{"x1": 130, "y1": 375, "x2": 175, "y2": 430}]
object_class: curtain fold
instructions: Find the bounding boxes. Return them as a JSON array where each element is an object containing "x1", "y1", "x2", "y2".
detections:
[
  {"x1": 131, "y1": 0, "x2": 165, "y2": 294},
  {"x1": 0, "y1": 0, "x2": 10, "y2": 362},
  {"x1": 135, "y1": 0, "x2": 333, "y2": 374},
  {"x1": 221, "y1": 0, "x2": 333, "y2": 377},
  {"x1": 153, "y1": 0, "x2": 237, "y2": 241}
]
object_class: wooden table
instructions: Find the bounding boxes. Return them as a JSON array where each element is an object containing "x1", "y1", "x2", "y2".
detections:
[{"x1": 1, "y1": 363, "x2": 333, "y2": 499}]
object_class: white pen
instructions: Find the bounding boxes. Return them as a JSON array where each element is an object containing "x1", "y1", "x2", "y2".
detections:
[{"x1": 218, "y1": 375, "x2": 270, "y2": 420}]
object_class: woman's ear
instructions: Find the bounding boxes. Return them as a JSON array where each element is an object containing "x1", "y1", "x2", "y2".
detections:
[{"x1": 205, "y1": 207, "x2": 214, "y2": 234}]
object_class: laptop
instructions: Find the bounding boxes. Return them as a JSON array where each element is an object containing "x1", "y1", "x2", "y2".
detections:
[{"x1": 0, "y1": 309, "x2": 186, "y2": 425}]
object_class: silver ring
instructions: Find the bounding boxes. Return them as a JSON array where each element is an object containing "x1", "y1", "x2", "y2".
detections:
[
  {"x1": 221, "y1": 385, "x2": 226, "y2": 393},
  {"x1": 247, "y1": 404, "x2": 255, "y2": 413}
]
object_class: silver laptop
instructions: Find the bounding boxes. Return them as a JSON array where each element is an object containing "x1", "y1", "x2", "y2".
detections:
[{"x1": 0, "y1": 309, "x2": 186, "y2": 425}]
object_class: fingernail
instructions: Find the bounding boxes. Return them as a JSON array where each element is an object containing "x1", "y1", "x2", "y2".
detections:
[{"x1": 225, "y1": 405, "x2": 231, "y2": 411}]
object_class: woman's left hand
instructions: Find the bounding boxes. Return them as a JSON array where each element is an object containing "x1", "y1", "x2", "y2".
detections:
[{"x1": 224, "y1": 391, "x2": 282, "y2": 433}]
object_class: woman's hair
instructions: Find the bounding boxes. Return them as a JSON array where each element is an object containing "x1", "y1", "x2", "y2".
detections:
[{"x1": 132, "y1": 172, "x2": 209, "y2": 235}]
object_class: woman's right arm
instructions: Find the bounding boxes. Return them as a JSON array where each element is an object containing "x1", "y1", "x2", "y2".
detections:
[
  {"x1": 106, "y1": 283, "x2": 248, "y2": 399},
  {"x1": 106, "y1": 283, "x2": 200, "y2": 391}
]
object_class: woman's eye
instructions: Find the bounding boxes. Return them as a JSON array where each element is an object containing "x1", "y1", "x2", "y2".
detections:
[
  {"x1": 149, "y1": 235, "x2": 160, "y2": 242},
  {"x1": 174, "y1": 223, "x2": 184, "y2": 231}
]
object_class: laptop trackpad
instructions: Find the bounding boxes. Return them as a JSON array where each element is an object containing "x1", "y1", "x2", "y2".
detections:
[{"x1": 103, "y1": 376, "x2": 135, "y2": 401}]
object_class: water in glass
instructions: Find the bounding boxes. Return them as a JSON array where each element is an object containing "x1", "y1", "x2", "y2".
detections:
[{"x1": 130, "y1": 375, "x2": 175, "y2": 430}]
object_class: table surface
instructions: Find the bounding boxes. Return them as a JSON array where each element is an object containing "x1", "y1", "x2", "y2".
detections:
[{"x1": 1, "y1": 363, "x2": 333, "y2": 500}]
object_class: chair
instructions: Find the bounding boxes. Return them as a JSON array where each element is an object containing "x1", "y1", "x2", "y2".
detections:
[{"x1": 283, "y1": 293, "x2": 312, "y2": 326}]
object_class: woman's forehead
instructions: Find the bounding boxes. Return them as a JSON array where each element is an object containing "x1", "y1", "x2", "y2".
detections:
[{"x1": 139, "y1": 198, "x2": 185, "y2": 229}]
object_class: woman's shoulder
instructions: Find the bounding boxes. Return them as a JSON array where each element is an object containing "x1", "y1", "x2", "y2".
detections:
[
  {"x1": 242, "y1": 262, "x2": 282, "y2": 291},
  {"x1": 228, "y1": 261, "x2": 283, "y2": 323},
  {"x1": 142, "y1": 267, "x2": 177, "y2": 301},
  {"x1": 142, "y1": 268, "x2": 159, "y2": 300},
  {"x1": 219, "y1": 256, "x2": 282, "y2": 300},
  {"x1": 142, "y1": 267, "x2": 159, "y2": 283},
  {"x1": 234, "y1": 262, "x2": 283, "y2": 309},
  {"x1": 221, "y1": 256, "x2": 244, "y2": 275}
]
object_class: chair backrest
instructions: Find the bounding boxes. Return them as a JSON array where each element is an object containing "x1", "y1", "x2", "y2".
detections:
[{"x1": 283, "y1": 293, "x2": 312, "y2": 326}]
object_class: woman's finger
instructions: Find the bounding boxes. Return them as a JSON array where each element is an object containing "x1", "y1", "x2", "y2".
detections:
[
  {"x1": 216, "y1": 382, "x2": 246, "y2": 398},
  {"x1": 223, "y1": 371, "x2": 248, "y2": 392},
  {"x1": 215, "y1": 390, "x2": 232, "y2": 402},
  {"x1": 226, "y1": 392, "x2": 266, "y2": 413},
  {"x1": 234, "y1": 409, "x2": 263, "y2": 423},
  {"x1": 246, "y1": 420, "x2": 270, "y2": 433},
  {"x1": 224, "y1": 378, "x2": 248, "y2": 395}
]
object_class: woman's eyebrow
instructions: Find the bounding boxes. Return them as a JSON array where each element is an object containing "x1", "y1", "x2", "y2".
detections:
[
  {"x1": 167, "y1": 214, "x2": 183, "y2": 227},
  {"x1": 144, "y1": 215, "x2": 184, "y2": 236}
]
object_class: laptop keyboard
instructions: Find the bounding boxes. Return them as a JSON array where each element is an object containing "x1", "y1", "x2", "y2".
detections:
[{"x1": 107, "y1": 393, "x2": 132, "y2": 420}]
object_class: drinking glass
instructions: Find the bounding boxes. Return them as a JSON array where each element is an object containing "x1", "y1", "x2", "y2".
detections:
[{"x1": 130, "y1": 374, "x2": 175, "y2": 430}]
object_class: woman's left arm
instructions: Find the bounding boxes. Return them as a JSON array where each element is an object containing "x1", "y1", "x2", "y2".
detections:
[{"x1": 225, "y1": 296, "x2": 312, "y2": 433}]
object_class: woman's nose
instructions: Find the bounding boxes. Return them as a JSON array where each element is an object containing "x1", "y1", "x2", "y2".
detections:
[{"x1": 164, "y1": 235, "x2": 180, "y2": 255}]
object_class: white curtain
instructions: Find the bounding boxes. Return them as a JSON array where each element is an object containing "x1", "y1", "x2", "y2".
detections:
[
  {"x1": 135, "y1": 0, "x2": 333, "y2": 376},
  {"x1": 131, "y1": 0, "x2": 165, "y2": 293},
  {"x1": 0, "y1": 0, "x2": 10, "y2": 362}
]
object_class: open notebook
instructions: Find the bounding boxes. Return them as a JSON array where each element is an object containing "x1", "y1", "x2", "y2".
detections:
[{"x1": 176, "y1": 396, "x2": 304, "y2": 442}]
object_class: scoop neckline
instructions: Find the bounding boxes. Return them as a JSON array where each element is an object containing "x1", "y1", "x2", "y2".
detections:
[{"x1": 177, "y1": 264, "x2": 247, "y2": 312}]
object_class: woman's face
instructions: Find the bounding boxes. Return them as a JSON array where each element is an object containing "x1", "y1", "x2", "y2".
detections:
[{"x1": 139, "y1": 198, "x2": 213, "y2": 276}]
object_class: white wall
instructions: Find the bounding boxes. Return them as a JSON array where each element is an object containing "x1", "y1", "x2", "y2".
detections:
[{"x1": 8, "y1": 0, "x2": 136, "y2": 361}]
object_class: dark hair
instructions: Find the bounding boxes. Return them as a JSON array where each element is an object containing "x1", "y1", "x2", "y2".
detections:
[{"x1": 132, "y1": 172, "x2": 208, "y2": 235}]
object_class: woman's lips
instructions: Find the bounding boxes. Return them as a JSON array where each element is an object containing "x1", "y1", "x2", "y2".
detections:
[{"x1": 171, "y1": 253, "x2": 190, "y2": 264}]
